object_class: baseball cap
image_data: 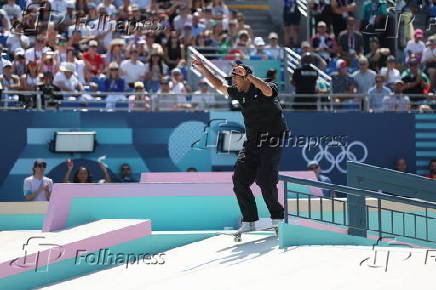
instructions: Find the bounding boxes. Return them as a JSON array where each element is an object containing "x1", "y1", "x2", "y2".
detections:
[
  {"x1": 415, "y1": 29, "x2": 424, "y2": 38},
  {"x1": 134, "y1": 81, "x2": 144, "y2": 89},
  {"x1": 33, "y1": 159, "x2": 47, "y2": 168},
  {"x1": 307, "y1": 160, "x2": 319, "y2": 169},
  {"x1": 317, "y1": 21, "x2": 327, "y2": 27},
  {"x1": 89, "y1": 40, "x2": 98, "y2": 47},
  {"x1": 231, "y1": 64, "x2": 252, "y2": 76},
  {"x1": 268, "y1": 32, "x2": 278, "y2": 39},
  {"x1": 301, "y1": 41, "x2": 311, "y2": 48},
  {"x1": 160, "y1": 76, "x2": 170, "y2": 84},
  {"x1": 336, "y1": 59, "x2": 347, "y2": 69},
  {"x1": 2, "y1": 60, "x2": 12, "y2": 68},
  {"x1": 254, "y1": 37, "x2": 265, "y2": 46},
  {"x1": 15, "y1": 48, "x2": 25, "y2": 56}
]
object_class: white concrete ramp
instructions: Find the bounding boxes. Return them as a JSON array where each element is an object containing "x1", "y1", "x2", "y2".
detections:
[{"x1": 39, "y1": 233, "x2": 436, "y2": 290}]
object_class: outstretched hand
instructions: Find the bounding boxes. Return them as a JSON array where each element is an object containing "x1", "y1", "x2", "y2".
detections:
[{"x1": 192, "y1": 54, "x2": 205, "y2": 72}]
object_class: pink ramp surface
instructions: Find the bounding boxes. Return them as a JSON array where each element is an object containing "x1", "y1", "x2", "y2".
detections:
[
  {"x1": 43, "y1": 172, "x2": 319, "y2": 232},
  {"x1": 0, "y1": 219, "x2": 151, "y2": 279}
]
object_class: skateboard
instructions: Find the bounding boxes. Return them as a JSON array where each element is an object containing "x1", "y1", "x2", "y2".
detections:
[{"x1": 223, "y1": 226, "x2": 279, "y2": 242}]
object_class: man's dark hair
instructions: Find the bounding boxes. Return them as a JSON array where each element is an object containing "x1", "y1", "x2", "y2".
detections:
[{"x1": 429, "y1": 159, "x2": 436, "y2": 168}]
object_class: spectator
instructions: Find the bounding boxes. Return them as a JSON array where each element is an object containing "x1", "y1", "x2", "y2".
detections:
[
  {"x1": 307, "y1": 160, "x2": 333, "y2": 198},
  {"x1": 250, "y1": 37, "x2": 273, "y2": 60},
  {"x1": 25, "y1": 34, "x2": 46, "y2": 64},
  {"x1": 2, "y1": 0, "x2": 21, "y2": 22},
  {"x1": 38, "y1": 71, "x2": 60, "y2": 109},
  {"x1": 283, "y1": 0, "x2": 302, "y2": 47},
  {"x1": 156, "y1": 76, "x2": 172, "y2": 110},
  {"x1": 187, "y1": 167, "x2": 198, "y2": 172},
  {"x1": 227, "y1": 19, "x2": 239, "y2": 45},
  {"x1": 236, "y1": 13, "x2": 253, "y2": 40},
  {"x1": 292, "y1": 53, "x2": 319, "y2": 110},
  {"x1": 365, "y1": 37, "x2": 390, "y2": 72},
  {"x1": 83, "y1": 40, "x2": 105, "y2": 77},
  {"x1": 423, "y1": 159, "x2": 436, "y2": 179},
  {"x1": 382, "y1": 80, "x2": 411, "y2": 111},
  {"x1": 173, "y1": 5, "x2": 192, "y2": 33},
  {"x1": 6, "y1": 23, "x2": 29, "y2": 53},
  {"x1": 380, "y1": 55, "x2": 401, "y2": 89},
  {"x1": 404, "y1": 29, "x2": 426, "y2": 64},
  {"x1": 129, "y1": 81, "x2": 151, "y2": 111},
  {"x1": 209, "y1": 0, "x2": 230, "y2": 18},
  {"x1": 331, "y1": 59, "x2": 358, "y2": 108},
  {"x1": 301, "y1": 41, "x2": 327, "y2": 70},
  {"x1": 1, "y1": 60, "x2": 20, "y2": 92},
  {"x1": 394, "y1": 157, "x2": 408, "y2": 173},
  {"x1": 309, "y1": 0, "x2": 333, "y2": 30},
  {"x1": 422, "y1": 36, "x2": 436, "y2": 89},
  {"x1": 12, "y1": 48, "x2": 26, "y2": 76},
  {"x1": 337, "y1": 17, "x2": 364, "y2": 62},
  {"x1": 120, "y1": 47, "x2": 147, "y2": 89},
  {"x1": 265, "y1": 32, "x2": 283, "y2": 60},
  {"x1": 117, "y1": 163, "x2": 137, "y2": 182},
  {"x1": 106, "y1": 38, "x2": 126, "y2": 65},
  {"x1": 192, "y1": 79, "x2": 215, "y2": 110},
  {"x1": 63, "y1": 159, "x2": 111, "y2": 183},
  {"x1": 401, "y1": 58, "x2": 431, "y2": 106},
  {"x1": 23, "y1": 159, "x2": 53, "y2": 201},
  {"x1": 367, "y1": 74, "x2": 392, "y2": 112},
  {"x1": 311, "y1": 21, "x2": 337, "y2": 62},
  {"x1": 53, "y1": 62, "x2": 83, "y2": 92},
  {"x1": 103, "y1": 62, "x2": 126, "y2": 109},
  {"x1": 191, "y1": 12, "x2": 205, "y2": 38},
  {"x1": 266, "y1": 68, "x2": 278, "y2": 82},
  {"x1": 352, "y1": 57, "x2": 376, "y2": 95},
  {"x1": 163, "y1": 31, "x2": 185, "y2": 70},
  {"x1": 145, "y1": 49, "x2": 168, "y2": 93},
  {"x1": 331, "y1": 0, "x2": 356, "y2": 38},
  {"x1": 359, "y1": 0, "x2": 390, "y2": 52}
]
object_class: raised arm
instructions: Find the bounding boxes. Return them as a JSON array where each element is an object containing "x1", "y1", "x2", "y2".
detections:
[{"x1": 192, "y1": 54, "x2": 228, "y2": 95}]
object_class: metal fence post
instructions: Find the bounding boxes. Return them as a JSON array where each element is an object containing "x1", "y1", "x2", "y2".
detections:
[{"x1": 36, "y1": 91, "x2": 42, "y2": 111}]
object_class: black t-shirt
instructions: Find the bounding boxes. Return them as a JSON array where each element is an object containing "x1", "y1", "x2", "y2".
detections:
[
  {"x1": 292, "y1": 65, "x2": 318, "y2": 94},
  {"x1": 227, "y1": 82, "x2": 288, "y2": 139}
]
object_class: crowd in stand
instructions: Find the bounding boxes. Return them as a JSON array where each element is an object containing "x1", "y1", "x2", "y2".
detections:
[
  {"x1": 0, "y1": 0, "x2": 435, "y2": 111},
  {"x1": 0, "y1": 0, "x2": 285, "y2": 110},
  {"x1": 289, "y1": 0, "x2": 436, "y2": 111}
]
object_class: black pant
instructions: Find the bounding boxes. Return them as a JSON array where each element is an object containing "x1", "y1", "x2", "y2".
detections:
[{"x1": 232, "y1": 139, "x2": 284, "y2": 222}]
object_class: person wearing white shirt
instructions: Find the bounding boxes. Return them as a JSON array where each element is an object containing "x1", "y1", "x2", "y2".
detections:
[
  {"x1": 130, "y1": 0, "x2": 151, "y2": 10},
  {"x1": 380, "y1": 55, "x2": 401, "y2": 88},
  {"x1": 382, "y1": 80, "x2": 411, "y2": 111},
  {"x1": 192, "y1": 80, "x2": 215, "y2": 110},
  {"x1": 23, "y1": 159, "x2": 53, "y2": 201},
  {"x1": 265, "y1": 32, "x2": 284, "y2": 60},
  {"x1": 404, "y1": 29, "x2": 426, "y2": 64},
  {"x1": 49, "y1": 0, "x2": 67, "y2": 14},
  {"x1": 54, "y1": 62, "x2": 83, "y2": 91},
  {"x1": 173, "y1": 5, "x2": 193, "y2": 33},
  {"x1": 2, "y1": 0, "x2": 21, "y2": 21},
  {"x1": 120, "y1": 48, "x2": 147, "y2": 86}
]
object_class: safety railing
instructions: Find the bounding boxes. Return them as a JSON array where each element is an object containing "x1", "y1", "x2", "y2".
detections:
[
  {"x1": 280, "y1": 175, "x2": 436, "y2": 246},
  {"x1": 1, "y1": 91, "x2": 435, "y2": 112},
  {"x1": 187, "y1": 46, "x2": 228, "y2": 93}
]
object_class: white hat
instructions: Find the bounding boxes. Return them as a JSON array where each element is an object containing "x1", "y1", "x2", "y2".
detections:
[
  {"x1": 2, "y1": 60, "x2": 12, "y2": 68},
  {"x1": 254, "y1": 37, "x2": 265, "y2": 46},
  {"x1": 307, "y1": 160, "x2": 319, "y2": 168},
  {"x1": 60, "y1": 62, "x2": 75, "y2": 72},
  {"x1": 15, "y1": 48, "x2": 25, "y2": 55},
  {"x1": 89, "y1": 40, "x2": 98, "y2": 47}
]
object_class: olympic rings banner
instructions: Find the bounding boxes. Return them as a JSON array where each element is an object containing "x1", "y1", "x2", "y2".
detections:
[{"x1": 0, "y1": 111, "x2": 418, "y2": 201}]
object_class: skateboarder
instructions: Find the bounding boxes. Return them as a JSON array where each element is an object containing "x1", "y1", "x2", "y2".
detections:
[{"x1": 192, "y1": 55, "x2": 288, "y2": 233}]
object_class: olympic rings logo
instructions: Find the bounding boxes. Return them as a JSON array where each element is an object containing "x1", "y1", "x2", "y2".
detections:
[{"x1": 302, "y1": 140, "x2": 368, "y2": 173}]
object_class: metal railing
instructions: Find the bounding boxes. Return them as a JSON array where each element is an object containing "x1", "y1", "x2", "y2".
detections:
[
  {"x1": 1, "y1": 91, "x2": 435, "y2": 112},
  {"x1": 280, "y1": 175, "x2": 436, "y2": 246}
]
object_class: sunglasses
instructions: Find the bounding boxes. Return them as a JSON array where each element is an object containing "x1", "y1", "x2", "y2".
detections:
[{"x1": 35, "y1": 163, "x2": 47, "y2": 168}]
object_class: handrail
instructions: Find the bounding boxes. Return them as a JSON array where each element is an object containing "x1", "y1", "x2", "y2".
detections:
[{"x1": 279, "y1": 174, "x2": 436, "y2": 210}]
